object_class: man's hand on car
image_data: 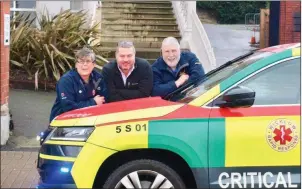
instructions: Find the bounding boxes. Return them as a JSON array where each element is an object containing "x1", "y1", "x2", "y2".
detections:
[
  {"x1": 94, "y1": 95, "x2": 105, "y2": 105},
  {"x1": 175, "y1": 74, "x2": 189, "y2": 88}
]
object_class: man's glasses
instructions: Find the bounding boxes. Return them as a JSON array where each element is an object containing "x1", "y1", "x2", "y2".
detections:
[{"x1": 77, "y1": 59, "x2": 94, "y2": 65}]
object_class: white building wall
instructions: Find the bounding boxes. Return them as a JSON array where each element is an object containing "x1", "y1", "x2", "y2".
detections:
[
  {"x1": 82, "y1": 1, "x2": 98, "y2": 27},
  {"x1": 35, "y1": 1, "x2": 97, "y2": 26},
  {"x1": 36, "y1": 1, "x2": 70, "y2": 17}
]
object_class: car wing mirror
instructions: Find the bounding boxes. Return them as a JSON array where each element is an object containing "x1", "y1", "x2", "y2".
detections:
[{"x1": 214, "y1": 85, "x2": 255, "y2": 108}]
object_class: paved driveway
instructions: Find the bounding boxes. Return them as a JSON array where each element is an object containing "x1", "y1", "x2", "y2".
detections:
[
  {"x1": 203, "y1": 24, "x2": 259, "y2": 66},
  {"x1": 1, "y1": 89, "x2": 56, "y2": 150},
  {"x1": 1, "y1": 89, "x2": 54, "y2": 187},
  {"x1": 1, "y1": 151, "x2": 39, "y2": 188}
]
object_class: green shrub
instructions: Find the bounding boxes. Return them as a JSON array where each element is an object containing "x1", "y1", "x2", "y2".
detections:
[
  {"x1": 10, "y1": 9, "x2": 107, "y2": 82},
  {"x1": 197, "y1": 1, "x2": 268, "y2": 24}
]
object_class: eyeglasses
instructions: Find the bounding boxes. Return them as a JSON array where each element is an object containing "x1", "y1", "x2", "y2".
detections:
[{"x1": 77, "y1": 59, "x2": 94, "y2": 65}]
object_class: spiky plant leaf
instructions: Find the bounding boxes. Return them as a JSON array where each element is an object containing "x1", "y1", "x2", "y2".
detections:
[{"x1": 10, "y1": 9, "x2": 109, "y2": 82}]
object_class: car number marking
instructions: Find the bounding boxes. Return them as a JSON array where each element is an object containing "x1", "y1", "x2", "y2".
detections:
[{"x1": 116, "y1": 123, "x2": 147, "y2": 133}]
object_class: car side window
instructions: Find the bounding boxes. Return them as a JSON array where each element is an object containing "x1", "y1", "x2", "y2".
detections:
[{"x1": 238, "y1": 58, "x2": 300, "y2": 105}]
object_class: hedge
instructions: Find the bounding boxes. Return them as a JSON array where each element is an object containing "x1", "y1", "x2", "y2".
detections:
[{"x1": 197, "y1": 1, "x2": 269, "y2": 24}]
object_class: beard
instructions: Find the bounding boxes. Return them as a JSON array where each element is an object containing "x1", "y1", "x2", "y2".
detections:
[{"x1": 164, "y1": 56, "x2": 180, "y2": 69}]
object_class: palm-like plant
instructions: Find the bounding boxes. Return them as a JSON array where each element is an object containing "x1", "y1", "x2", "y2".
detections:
[{"x1": 10, "y1": 9, "x2": 108, "y2": 83}]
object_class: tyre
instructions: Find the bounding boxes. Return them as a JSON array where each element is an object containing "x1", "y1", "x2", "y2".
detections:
[{"x1": 102, "y1": 159, "x2": 186, "y2": 188}]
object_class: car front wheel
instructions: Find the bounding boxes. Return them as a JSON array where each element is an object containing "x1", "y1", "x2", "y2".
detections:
[{"x1": 103, "y1": 159, "x2": 186, "y2": 188}]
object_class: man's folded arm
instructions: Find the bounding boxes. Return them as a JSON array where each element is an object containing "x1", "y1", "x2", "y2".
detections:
[
  {"x1": 57, "y1": 77, "x2": 96, "y2": 112},
  {"x1": 101, "y1": 65, "x2": 125, "y2": 102},
  {"x1": 151, "y1": 68, "x2": 177, "y2": 97},
  {"x1": 116, "y1": 63, "x2": 153, "y2": 99}
]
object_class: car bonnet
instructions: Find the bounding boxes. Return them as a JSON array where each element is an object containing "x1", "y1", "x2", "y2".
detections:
[{"x1": 50, "y1": 97, "x2": 184, "y2": 127}]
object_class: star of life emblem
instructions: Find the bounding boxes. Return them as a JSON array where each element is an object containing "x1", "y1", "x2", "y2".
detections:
[{"x1": 266, "y1": 118, "x2": 299, "y2": 152}]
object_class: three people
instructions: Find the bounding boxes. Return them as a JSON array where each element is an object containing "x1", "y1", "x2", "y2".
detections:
[
  {"x1": 151, "y1": 37, "x2": 205, "y2": 98},
  {"x1": 49, "y1": 37, "x2": 205, "y2": 121}
]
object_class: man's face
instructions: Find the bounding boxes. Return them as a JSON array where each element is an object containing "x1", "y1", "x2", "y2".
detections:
[
  {"x1": 75, "y1": 56, "x2": 95, "y2": 77},
  {"x1": 161, "y1": 44, "x2": 181, "y2": 69},
  {"x1": 116, "y1": 47, "x2": 135, "y2": 73}
]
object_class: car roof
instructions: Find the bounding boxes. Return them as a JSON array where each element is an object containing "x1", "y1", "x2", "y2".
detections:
[{"x1": 259, "y1": 43, "x2": 300, "y2": 53}]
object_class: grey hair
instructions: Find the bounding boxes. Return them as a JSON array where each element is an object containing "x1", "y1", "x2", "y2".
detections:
[
  {"x1": 116, "y1": 40, "x2": 136, "y2": 54},
  {"x1": 75, "y1": 47, "x2": 96, "y2": 62},
  {"x1": 161, "y1": 37, "x2": 180, "y2": 49}
]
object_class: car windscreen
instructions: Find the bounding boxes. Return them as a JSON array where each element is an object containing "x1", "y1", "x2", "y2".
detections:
[{"x1": 168, "y1": 51, "x2": 274, "y2": 103}]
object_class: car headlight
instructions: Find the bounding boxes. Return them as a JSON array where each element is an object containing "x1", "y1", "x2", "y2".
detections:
[
  {"x1": 37, "y1": 126, "x2": 55, "y2": 145},
  {"x1": 47, "y1": 127, "x2": 94, "y2": 141}
]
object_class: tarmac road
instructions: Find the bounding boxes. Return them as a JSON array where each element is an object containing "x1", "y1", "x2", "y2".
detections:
[
  {"x1": 1, "y1": 89, "x2": 56, "y2": 150},
  {"x1": 203, "y1": 24, "x2": 259, "y2": 66}
]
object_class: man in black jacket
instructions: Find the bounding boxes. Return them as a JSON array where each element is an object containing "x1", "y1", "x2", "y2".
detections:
[{"x1": 102, "y1": 41, "x2": 153, "y2": 102}]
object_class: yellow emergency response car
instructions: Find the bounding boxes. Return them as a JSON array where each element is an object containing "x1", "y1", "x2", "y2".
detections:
[{"x1": 37, "y1": 43, "x2": 301, "y2": 188}]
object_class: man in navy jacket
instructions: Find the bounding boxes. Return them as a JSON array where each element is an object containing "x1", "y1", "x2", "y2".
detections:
[
  {"x1": 49, "y1": 47, "x2": 107, "y2": 122},
  {"x1": 151, "y1": 37, "x2": 205, "y2": 98}
]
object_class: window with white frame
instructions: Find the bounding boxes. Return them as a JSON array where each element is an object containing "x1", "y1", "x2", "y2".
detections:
[
  {"x1": 10, "y1": 1, "x2": 36, "y2": 26},
  {"x1": 70, "y1": 0, "x2": 83, "y2": 11}
]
